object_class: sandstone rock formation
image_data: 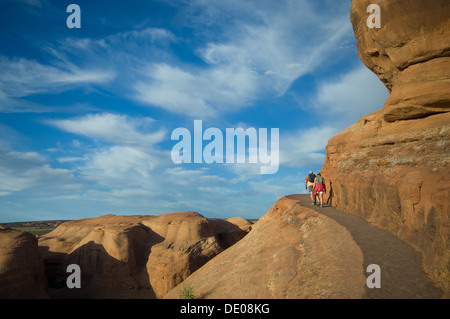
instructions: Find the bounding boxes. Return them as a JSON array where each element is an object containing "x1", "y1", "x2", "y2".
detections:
[
  {"x1": 213, "y1": 217, "x2": 253, "y2": 249},
  {"x1": 38, "y1": 212, "x2": 250, "y2": 298},
  {"x1": 164, "y1": 196, "x2": 366, "y2": 299},
  {"x1": 321, "y1": 0, "x2": 449, "y2": 295},
  {"x1": 143, "y1": 212, "x2": 222, "y2": 298},
  {"x1": 351, "y1": 0, "x2": 450, "y2": 121},
  {"x1": 0, "y1": 226, "x2": 48, "y2": 298}
]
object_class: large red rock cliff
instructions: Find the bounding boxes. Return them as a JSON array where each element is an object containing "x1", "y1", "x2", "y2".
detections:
[{"x1": 321, "y1": 0, "x2": 449, "y2": 294}]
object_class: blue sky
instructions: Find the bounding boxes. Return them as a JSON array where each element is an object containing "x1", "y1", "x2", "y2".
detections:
[{"x1": 0, "y1": 0, "x2": 388, "y2": 222}]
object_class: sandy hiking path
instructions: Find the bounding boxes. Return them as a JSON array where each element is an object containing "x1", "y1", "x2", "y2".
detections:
[{"x1": 288, "y1": 194, "x2": 443, "y2": 299}]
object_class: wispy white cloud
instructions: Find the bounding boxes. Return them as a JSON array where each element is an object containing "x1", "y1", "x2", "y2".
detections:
[
  {"x1": 279, "y1": 126, "x2": 340, "y2": 169},
  {"x1": 0, "y1": 56, "x2": 114, "y2": 97},
  {"x1": 134, "y1": 63, "x2": 258, "y2": 117},
  {"x1": 40, "y1": 112, "x2": 273, "y2": 218},
  {"x1": 57, "y1": 27, "x2": 177, "y2": 55},
  {"x1": 0, "y1": 148, "x2": 80, "y2": 196},
  {"x1": 32, "y1": 1, "x2": 353, "y2": 118},
  {"x1": 313, "y1": 64, "x2": 389, "y2": 124},
  {"x1": 46, "y1": 113, "x2": 166, "y2": 145},
  {"x1": 132, "y1": 1, "x2": 353, "y2": 117},
  {"x1": 82, "y1": 145, "x2": 164, "y2": 183},
  {"x1": 45, "y1": 113, "x2": 171, "y2": 189},
  {"x1": 279, "y1": 64, "x2": 389, "y2": 170},
  {"x1": 0, "y1": 56, "x2": 115, "y2": 112}
]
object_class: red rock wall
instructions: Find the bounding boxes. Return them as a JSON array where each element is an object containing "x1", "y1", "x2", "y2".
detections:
[{"x1": 321, "y1": 0, "x2": 450, "y2": 295}]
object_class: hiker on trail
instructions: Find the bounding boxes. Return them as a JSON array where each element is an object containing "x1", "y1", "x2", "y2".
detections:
[
  {"x1": 314, "y1": 172, "x2": 326, "y2": 207},
  {"x1": 305, "y1": 171, "x2": 316, "y2": 205}
]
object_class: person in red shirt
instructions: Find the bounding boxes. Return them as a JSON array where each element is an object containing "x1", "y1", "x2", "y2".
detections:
[{"x1": 314, "y1": 172, "x2": 326, "y2": 207}]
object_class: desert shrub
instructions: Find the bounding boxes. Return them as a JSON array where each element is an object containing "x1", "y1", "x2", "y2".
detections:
[{"x1": 178, "y1": 284, "x2": 196, "y2": 299}]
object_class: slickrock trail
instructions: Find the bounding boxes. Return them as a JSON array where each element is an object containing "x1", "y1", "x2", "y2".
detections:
[
  {"x1": 165, "y1": 194, "x2": 443, "y2": 299},
  {"x1": 290, "y1": 194, "x2": 443, "y2": 299}
]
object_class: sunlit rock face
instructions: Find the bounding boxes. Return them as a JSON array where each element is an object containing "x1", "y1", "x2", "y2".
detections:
[{"x1": 321, "y1": 0, "x2": 450, "y2": 295}]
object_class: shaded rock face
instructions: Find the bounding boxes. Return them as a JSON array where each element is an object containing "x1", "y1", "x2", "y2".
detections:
[
  {"x1": 351, "y1": 0, "x2": 450, "y2": 122},
  {"x1": 0, "y1": 227, "x2": 48, "y2": 298},
  {"x1": 164, "y1": 196, "x2": 366, "y2": 299},
  {"x1": 38, "y1": 212, "x2": 250, "y2": 298},
  {"x1": 321, "y1": 0, "x2": 449, "y2": 294},
  {"x1": 142, "y1": 212, "x2": 222, "y2": 298},
  {"x1": 38, "y1": 215, "x2": 159, "y2": 298},
  {"x1": 212, "y1": 217, "x2": 253, "y2": 249}
]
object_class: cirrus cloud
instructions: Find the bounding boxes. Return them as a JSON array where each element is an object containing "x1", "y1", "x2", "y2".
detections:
[{"x1": 46, "y1": 113, "x2": 166, "y2": 145}]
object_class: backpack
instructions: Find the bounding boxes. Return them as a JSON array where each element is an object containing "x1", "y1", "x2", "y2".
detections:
[
  {"x1": 316, "y1": 176, "x2": 323, "y2": 183},
  {"x1": 308, "y1": 174, "x2": 316, "y2": 183}
]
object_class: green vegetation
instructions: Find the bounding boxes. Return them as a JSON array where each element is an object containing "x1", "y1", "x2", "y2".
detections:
[
  {"x1": 8, "y1": 225, "x2": 56, "y2": 236},
  {"x1": 0, "y1": 221, "x2": 65, "y2": 236},
  {"x1": 178, "y1": 284, "x2": 196, "y2": 299},
  {"x1": 376, "y1": 160, "x2": 390, "y2": 167}
]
